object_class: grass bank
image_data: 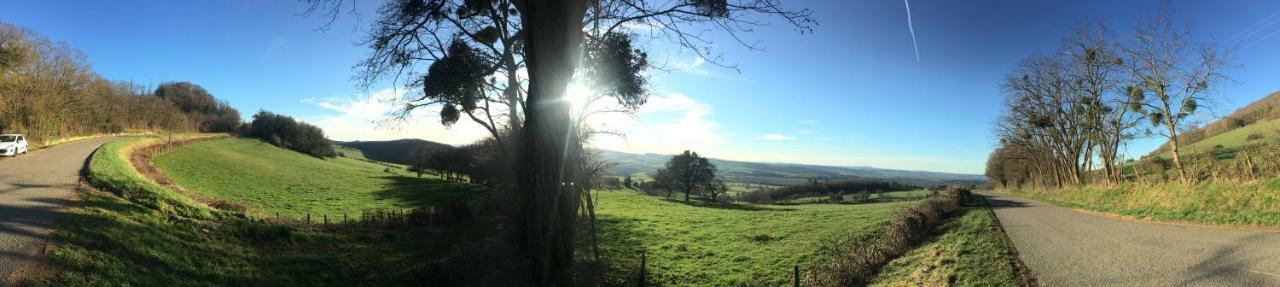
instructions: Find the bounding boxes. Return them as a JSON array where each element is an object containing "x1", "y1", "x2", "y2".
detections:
[
  {"x1": 44, "y1": 136, "x2": 510, "y2": 286},
  {"x1": 592, "y1": 190, "x2": 918, "y2": 286},
  {"x1": 1003, "y1": 179, "x2": 1280, "y2": 227},
  {"x1": 870, "y1": 196, "x2": 1033, "y2": 286},
  {"x1": 153, "y1": 138, "x2": 489, "y2": 218}
]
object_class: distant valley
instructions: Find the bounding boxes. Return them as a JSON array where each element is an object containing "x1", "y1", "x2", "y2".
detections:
[{"x1": 335, "y1": 139, "x2": 986, "y2": 187}]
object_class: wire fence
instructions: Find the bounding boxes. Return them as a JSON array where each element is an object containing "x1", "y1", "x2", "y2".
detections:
[{"x1": 256, "y1": 206, "x2": 469, "y2": 231}]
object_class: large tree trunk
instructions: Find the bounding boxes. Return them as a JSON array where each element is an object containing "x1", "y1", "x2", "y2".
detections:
[
  {"x1": 1167, "y1": 125, "x2": 1189, "y2": 184},
  {"x1": 516, "y1": 1, "x2": 588, "y2": 286}
]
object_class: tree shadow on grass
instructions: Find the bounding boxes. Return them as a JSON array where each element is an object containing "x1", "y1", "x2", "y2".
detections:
[
  {"x1": 49, "y1": 189, "x2": 260, "y2": 286},
  {"x1": 660, "y1": 197, "x2": 794, "y2": 212},
  {"x1": 581, "y1": 214, "x2": 661, "y2": 285},
  {"x1": 58, "y1": 181, "x2": 524, "y2": 286},
  {"x1": 364, "y1": 176, "x2": 526, "y2": 286},
  {"x1": 370, "y1": 175, "x2": 493, "y2": 210}
]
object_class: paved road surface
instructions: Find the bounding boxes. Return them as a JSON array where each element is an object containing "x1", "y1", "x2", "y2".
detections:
[
  {"x1": 0, "y1": 137, "x2": 116, "y2": 285},
  {"x1": 985, "y1": 192, "x2": 1280, "y2": 286}
]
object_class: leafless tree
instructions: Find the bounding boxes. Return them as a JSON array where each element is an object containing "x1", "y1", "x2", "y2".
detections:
[{"x1": 1122, "y1": 8, "x2": 1232, "y2": 184}]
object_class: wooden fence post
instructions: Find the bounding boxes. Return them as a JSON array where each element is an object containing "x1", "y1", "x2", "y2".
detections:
[
  {"x1": 306, "y1": 213, "x2": 311, "y2": 225},
  {"x1": 324, "y1": 214, "x2": 329, "y2": 227},
  {"x1": 793, "y1": 265, "x2": 799, "y2": 287},
  {"x1": 639, "y1": 252, "x2": 647, "y2": 287}
]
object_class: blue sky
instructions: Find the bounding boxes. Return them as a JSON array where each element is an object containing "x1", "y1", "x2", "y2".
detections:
[{"x1": 3, "y1": 0, "x2": 1279, "y2": 174}]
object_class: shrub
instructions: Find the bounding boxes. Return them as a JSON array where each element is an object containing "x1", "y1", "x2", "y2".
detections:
[
  {"x1": 813, "y1": 188, "x2": 970, "y2": 286},
  {"x1": 738, "y1": 180, "x2": 915, "y2": 204},
  {"x1": 210, "y1": 199, "x2": 248, "y2": 212},
  {"x1": 246, "y1": 111, "x2": 335, "y2": 157},
  {"x1": 1247, "y1": 133, "x2": 1265, "y2": 141}
]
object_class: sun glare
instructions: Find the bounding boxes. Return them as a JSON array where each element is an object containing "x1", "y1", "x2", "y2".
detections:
[{"x1": 565, "y1": 83, "x2": 591, "y2": 114}]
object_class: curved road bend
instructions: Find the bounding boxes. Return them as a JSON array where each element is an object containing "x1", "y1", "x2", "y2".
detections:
[
  {"x1": 984, "y1": 192, "x2": 1280, "y2": 286},
  {"x1": 0, "y1": 137, "x2": 117, "y2": 285}
]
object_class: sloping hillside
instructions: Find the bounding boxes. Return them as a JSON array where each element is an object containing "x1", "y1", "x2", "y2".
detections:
[
  {"x1": 597, "y1": 149, "x2": 985, "y2": 186},
  {"x1": 1156, "y1": 117, "x2": 1280, "y2": 158},
  {"x1": 1149, "y1": 90, "x2": 1280, "y2": 156},
  {"x1": 335, "y1": 139, "x2": 454, "y2": 164},
  {"x1": 156, "y1": 138, "x2": 485, "y2": 217}
]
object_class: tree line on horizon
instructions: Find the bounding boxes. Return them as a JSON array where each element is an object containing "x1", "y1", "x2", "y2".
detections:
[{"x1": 986, "y1": 8, "x2": 1231, "y2": 189}]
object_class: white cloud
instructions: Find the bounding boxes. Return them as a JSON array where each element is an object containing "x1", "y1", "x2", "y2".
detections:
[
  {"x1": 588, "y1": 93, "x2": 725, "y2": 155},
  {"x1": 759, "y1": 133, "x2": 794, "y2": 141},
  {"x1": 303, "y1": 87, "x2": 724, "y2": 156},
  {"x1": 797, "y1": 130, "x2": 817, "y2": 135},
  {"x1": 667, "y1": 55, "x2": 711, "y2": 76},
  {"x1": 301, "y1": 88, "x2": 491, "y2": 145}
]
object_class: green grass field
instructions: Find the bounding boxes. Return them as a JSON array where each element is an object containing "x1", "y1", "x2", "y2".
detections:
[
  {"x1": 592, "y1": 190, "x2": 918, "y2": 286},
  {"x1": 154, "y1": 138, "x2": 485, "y2": 219},
  {"x1": 54, "y1": 136, "x2": 1011, "y2": 286},
  {"x1": 784, "y1": 189, "x2": 934, "y2": 204},
  {"x1": 1155, "y1": 117, "x2": 1280, "y2": 159},
  {"x1": 870, "y1": 197, "x2": 1030, "y2": 286},
  {"x1": 46, "y1": 136, "x2": 509, "y2": 286}
]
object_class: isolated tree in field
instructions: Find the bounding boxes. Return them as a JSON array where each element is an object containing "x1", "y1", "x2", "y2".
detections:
[
  {"x1": 652, "y1": 168, "x2": 677, "y2": 198},
  {"x1": 653, "y1": 150, "x2": 718, "y2": 202},
  {"x1": 308, "y1": 0, "x2": 814, "y2": 284},
  {"x1": 706, "y1": 179, "x2": 729, "y2": 201},
  {"x1": 1123, "y1": 10, "x2": 1230, "y2": 184}
]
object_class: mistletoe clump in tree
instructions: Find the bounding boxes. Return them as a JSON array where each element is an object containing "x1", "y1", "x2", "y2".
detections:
[{"x1": 308, "y1": 0, "x2": 814, "y2": 284}]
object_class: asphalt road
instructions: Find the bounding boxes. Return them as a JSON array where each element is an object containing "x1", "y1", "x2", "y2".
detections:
[
  {"x1": 0, "y1": 137, "x2": 116, "y2": 285},
  {"x1": 984, "y1": 192, "x2": 1280, "y2": 286}
]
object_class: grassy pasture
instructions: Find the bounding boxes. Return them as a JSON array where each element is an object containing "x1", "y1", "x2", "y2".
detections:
[
  {"x1": 592, "y1": 190, "x2": 918, "y2": 286},
  {"x1": 46, "y1": 136, "x2": 508, "y2": 286},
  {"x1": 870, "y1": 197, "x2": 1030, "y2": 286},
  {"x1": 784, "y1": 189, "x2": 934, "y2": 204},
  {"x1": 154, "y1": 138, "x2": 483, "y2": 219},
  {"x1": 1154, "y1": 117, "x2": 1280, "y2": 159},
  {"x1": 57, "y1": 136, "x2": 1005, "y2": 286}
]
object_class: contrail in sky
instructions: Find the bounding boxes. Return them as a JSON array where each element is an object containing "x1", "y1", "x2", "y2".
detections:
[{"x1": 904, "y1": 0, "x2": 920, "y2": 62}]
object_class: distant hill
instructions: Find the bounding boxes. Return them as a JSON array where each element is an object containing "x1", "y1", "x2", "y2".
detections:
[
  {"x1": 335, "y1": 138, "x2": 985, "y2": 186},
  {"x1": 334, "y1": 139, "x2": 453, "y2": 164},
  {"x1": 1149, "y1": 90, "x2": 1280, "y2": 156},
  {"x1": 596, "y1": 149, "x2": 985, "y2": 187}
]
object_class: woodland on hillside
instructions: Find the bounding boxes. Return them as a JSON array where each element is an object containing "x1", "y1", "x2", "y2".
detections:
[{"x1": 0, "y1": 22, "x2": 240, "y2": 145}]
